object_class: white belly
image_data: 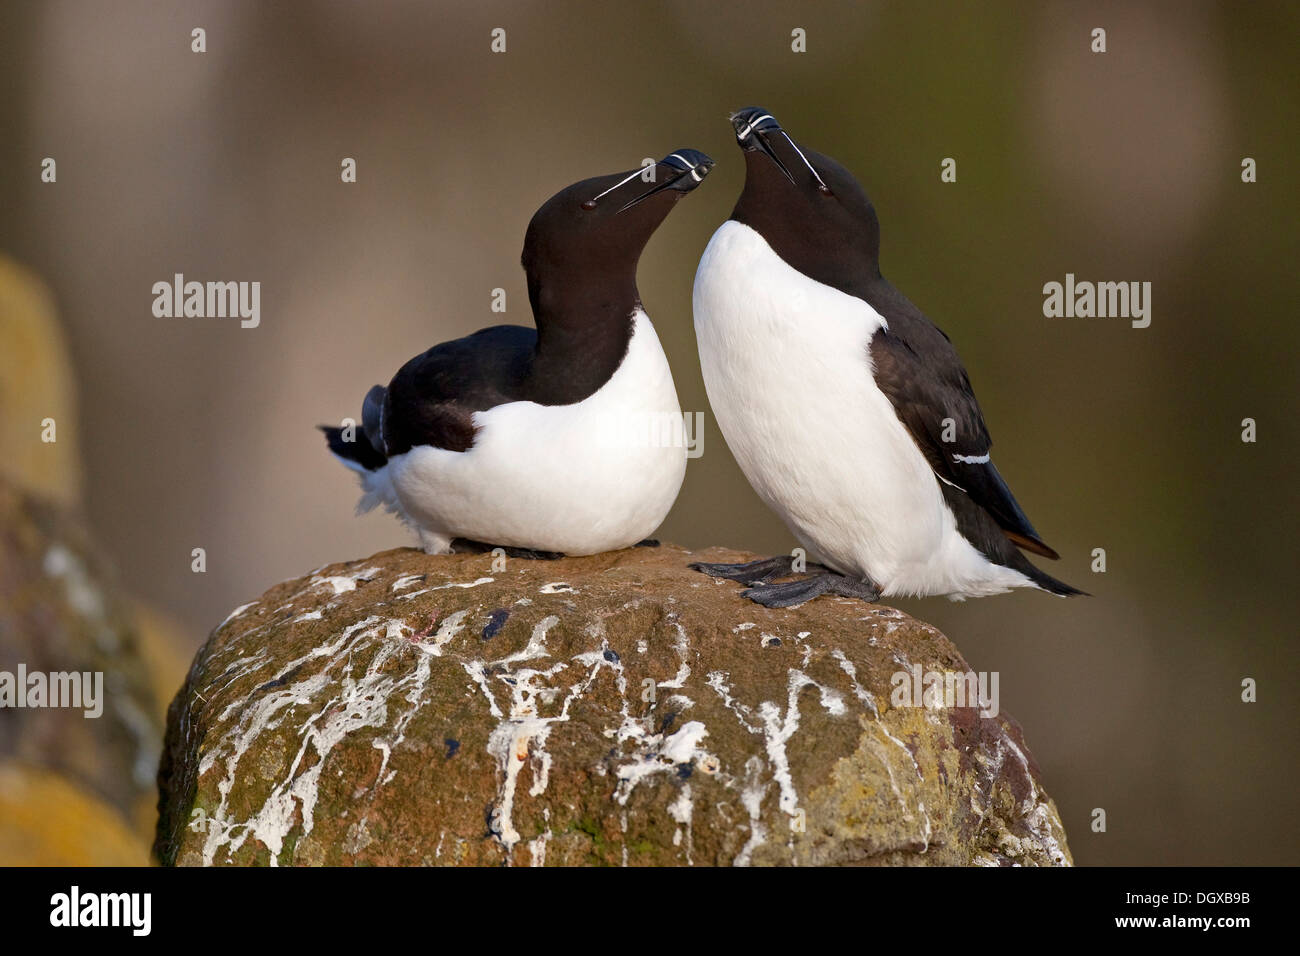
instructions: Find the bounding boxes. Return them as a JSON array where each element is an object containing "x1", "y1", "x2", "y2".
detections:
[
  {"x1": 692, "y1": 221, "x2": 1032, "y2": 598},
  {"x1": 387, "y1": 311, "x2": 687, "y2": 555}
]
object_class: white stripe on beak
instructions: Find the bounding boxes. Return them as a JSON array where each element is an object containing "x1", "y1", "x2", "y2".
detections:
[
  {"x1": 737, "y1": 114, "x2": 776, "y2": 140},
  {"x1": 588, "y1": 166, "x2": 656, "y2": 205},
  {"x1": 779, "y1": 131, "x2": 830, "y2": 192}
]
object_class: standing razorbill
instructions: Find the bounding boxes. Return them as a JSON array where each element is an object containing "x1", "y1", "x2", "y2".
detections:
[
  {"x1": 322, "y1": 149, "x2": 713, "y2": 556},
  {"x1": 690, "y1": 109, "x2": 1081, "y2": 606}
]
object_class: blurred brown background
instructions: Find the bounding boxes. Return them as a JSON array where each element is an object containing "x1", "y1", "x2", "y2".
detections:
[{"x1": 1, "y1": 0, "x2": 1296, "y2": 865}]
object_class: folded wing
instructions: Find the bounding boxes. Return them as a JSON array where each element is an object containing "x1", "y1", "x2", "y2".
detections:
[{"x1": 867, "y1": 303, "x2": 1060, "y2": 561}]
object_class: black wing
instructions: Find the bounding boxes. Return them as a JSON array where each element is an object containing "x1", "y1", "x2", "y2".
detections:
[
  {"x1": 380, "y1": 325, "x2": 536, "y2": 455},
  {"x1": 864, "y1": 280, "x2": 1060, "y2": 560}
]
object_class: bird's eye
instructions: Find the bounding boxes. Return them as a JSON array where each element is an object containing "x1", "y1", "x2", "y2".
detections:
[{"x1": 581, "y1": 200, "x2": 597, "y2": 210}]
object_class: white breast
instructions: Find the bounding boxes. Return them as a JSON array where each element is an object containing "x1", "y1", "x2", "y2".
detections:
[
  {"x1": 387, "y1": 310, "x2": 687, "y2": 555},
  {"x1": 692, "y1": 221, "x2": 1033, "y2": 599}
]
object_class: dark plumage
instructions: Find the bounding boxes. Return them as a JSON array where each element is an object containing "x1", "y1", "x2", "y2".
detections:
[{"x1": 691, "y1": 108, "x2": 1082, "y2": 602}]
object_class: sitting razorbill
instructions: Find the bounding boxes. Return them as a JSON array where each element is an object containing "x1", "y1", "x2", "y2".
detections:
[{"x1": 322, "y1": 149, "x2": 713, "y2": 556}]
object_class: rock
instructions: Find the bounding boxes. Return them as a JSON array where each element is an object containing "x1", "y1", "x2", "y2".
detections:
[
  {"x1": 0, "y1": 256, "x2": 193, "y2": 725},
  {"x1": 0, "y1": 480, "x2": 163, "y2": 859},
  {"x1": 155, "y1": 544, "x2": 1072, "y2": 866},
  {"x1": 0, "y1": 259, "x2": 193, "y2": 865}
]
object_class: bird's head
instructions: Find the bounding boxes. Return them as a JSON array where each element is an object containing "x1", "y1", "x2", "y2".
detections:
[
  {"x1": 729, "y1": 107, "x2": 881, "y2": 291},
  {"x1": 521, "y1": 150, "x2": 714, "y2": 313}
]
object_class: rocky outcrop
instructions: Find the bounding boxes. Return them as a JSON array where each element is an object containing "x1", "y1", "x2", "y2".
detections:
[
  {"x1": 155, "y1": 544, "x2": 1071, "y2": 866},
  {"x1": 0, "y1": 257, "x2": 192, "y2": 865},
  {"x1": 0, "y1": 481, "x2": 163, "y2": 859}
]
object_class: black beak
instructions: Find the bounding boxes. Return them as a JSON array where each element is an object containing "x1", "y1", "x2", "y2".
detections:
[
  {"x1": 618, "y1": 149, "x2": 715, "y2": 212},
  {"x1": 731, "y1": 107, "x2": 797, "y2": 185}
]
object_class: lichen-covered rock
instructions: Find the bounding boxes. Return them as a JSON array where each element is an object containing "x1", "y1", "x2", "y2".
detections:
[
  {"x1": 0, "y1": 480, "x2": 163, "y2": 858},
  {"x1": 155, "y1": 544, "x2": 1071, "y2": 867}
]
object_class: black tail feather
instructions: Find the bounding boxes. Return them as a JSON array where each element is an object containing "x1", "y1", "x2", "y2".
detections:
[
  {"x1": 938, "y1": 482, "x2": 1088, "y2": 597},
  {"x1": 320, "y1": 424, "x2": 387, "y2": 471},
  {"x1": 1020, "y1": 562, "x2": 1089, "y2": 597}
]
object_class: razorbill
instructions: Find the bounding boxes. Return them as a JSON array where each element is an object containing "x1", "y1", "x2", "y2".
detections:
[
  {"x1": 322, "y1": 149, "x2": 714, "y2": 556},
  {"x1": 690, "y1": 109, "x2": 1082, "y2": 606}
]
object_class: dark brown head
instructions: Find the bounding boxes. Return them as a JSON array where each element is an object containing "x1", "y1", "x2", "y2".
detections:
[
  {"x1": 729, "y1": 107, "x2": 881, "y2": 298},
  {"x1": 522, "y1": 150, "x2": 714, "y2": 326}
]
